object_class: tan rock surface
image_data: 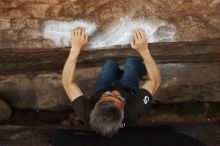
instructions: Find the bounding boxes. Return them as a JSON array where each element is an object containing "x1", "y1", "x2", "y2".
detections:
[
  {"x1": 11, "y1": 19, "x2": 39, "y2": 30},
  {"x1": 0, "y1": 0, "x2": 219, "y2": 49},
  {"x1": 23, "y1": 4, "x2": 50, "y2": 18},
  {"x1": 0, "y1": 18, "x2": 10, "y2": 30},
  {"x1": 18, "y1": 28, "x2": 41, "y2": 40}
]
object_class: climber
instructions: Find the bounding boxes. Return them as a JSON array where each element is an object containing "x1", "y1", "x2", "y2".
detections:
[{"x1": 62, "y1": 27, "x2": 161, "y2": 137}]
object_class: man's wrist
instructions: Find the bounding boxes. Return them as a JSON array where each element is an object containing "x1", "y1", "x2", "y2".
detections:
[
  {"x1": 69, "y1": 48, "x2": 80, "y2": 58},
  {"x1": 71, "y1": 46, "x2": 81, "y2": 51},
  {"x1": 139, "y1": 48, "x2": 150, "y2": 57},
  {"x1": 71, "y1": 46, "x2": 81, "y2": 52}
]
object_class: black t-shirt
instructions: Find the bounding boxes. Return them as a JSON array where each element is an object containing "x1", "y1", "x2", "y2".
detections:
[{"x1": 70, "y1": 84, "x2": 152, "y2": 126}]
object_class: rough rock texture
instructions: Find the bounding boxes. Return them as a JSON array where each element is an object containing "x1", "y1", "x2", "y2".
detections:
[
  {"x1": 0, "y1": 98, "x2": 11, "y2": 122},
  {"x1": 0, "y1": 70, "x2": 98, "y2": 110},
  {"x1": 0, "y1": 62, "x2": 220, "y2": 110},
  {"x1": 0, "y1": 0, "x2": 220, "y2": 109},
  {"x1": 0, "y1": 73, "x2": 68, "y2": 111},
  {"x1": 0, "y1": 0, "x2": 220, "y2": 48},
  {"x1": 0, "y1": 40, "x2": 219, "y2": 75},
  {"x1": 0, "y1": 39, "x2": 220, "y2": 110}
]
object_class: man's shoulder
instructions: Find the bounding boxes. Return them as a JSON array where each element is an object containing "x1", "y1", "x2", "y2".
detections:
[
  {"x1": 138, "y1": 88, "x2": 153, "y2": 97},
  {"x1": 124, "y1": 88, "x2": 153, "y2": 124},
  {"x1": 70, "y1": 95, "x2": 88, "y2": 108},
  {"x1": 131, "y1": 88, "x2": 152, "y2": 105}
]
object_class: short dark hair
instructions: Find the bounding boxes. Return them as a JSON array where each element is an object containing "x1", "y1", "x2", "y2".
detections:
[{"x1": 89, "y1": 101, "x2": 124, "y2": 137}]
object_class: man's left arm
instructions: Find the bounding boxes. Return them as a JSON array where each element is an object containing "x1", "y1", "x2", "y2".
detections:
[
  {"x1": 130, "y1": 29, "x2": 161, "y2": 96},
  {"x1": 62, "y1": 27, "x2": 88, "y2": 102}
]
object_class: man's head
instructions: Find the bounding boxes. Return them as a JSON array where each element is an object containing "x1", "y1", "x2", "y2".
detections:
[{"x1": 89, "y1": 90, "x2": 125, "y2": 137}]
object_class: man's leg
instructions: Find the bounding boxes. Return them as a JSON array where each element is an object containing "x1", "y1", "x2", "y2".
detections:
[
  {"x1": 119, "y1": 57, "x2": 147, "y2": 90},
  {"x1": 93, "y1": 59, "x2": 123, "y2": 93}
]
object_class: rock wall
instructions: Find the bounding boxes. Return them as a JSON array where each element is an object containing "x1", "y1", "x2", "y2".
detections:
[
  {"x1": 0, "y1": 40, "x2": 219, "y2": 110},
  {"x1": 0, "y1": 0, "x2": 220, "y2": 49},
  {"x1": 1, "y1": 62, "x2": 220, "y2": 110},
  {"x1": 0, "y1": 0, "x2": 220, "y2": 110}
]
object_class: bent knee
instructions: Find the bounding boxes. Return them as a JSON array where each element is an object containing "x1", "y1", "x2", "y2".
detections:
[
  {"x1": 125, "y1": 57, "x2": 139, "y2": 63},
  {"x1": 124, "y1": 57, "x2": 140, "y2": 67}
]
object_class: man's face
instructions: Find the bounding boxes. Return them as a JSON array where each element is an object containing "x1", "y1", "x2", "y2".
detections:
[{"x1": 99, "y1": 90, "x2": 125, "y2": 109}]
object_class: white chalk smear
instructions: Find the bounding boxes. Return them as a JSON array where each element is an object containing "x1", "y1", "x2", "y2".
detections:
[
  {"x1": 42, "y1": 20, "x2": 97, "y2": 47},
  {"x1": 90, "y1": 17, "x2": 177, "y2": 48},
  {"x1": 42, "y1": 17, "x2": 177, "y2": 48}
]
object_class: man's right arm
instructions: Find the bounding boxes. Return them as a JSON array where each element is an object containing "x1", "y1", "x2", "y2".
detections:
[
  {"x1": 62, "y1": 27, "x2": 88, "y2": 102},
  {"x1": 130, "y1": 29, "x2": 161, "y2": 96},
  {"x1": 141, "y1": 50, "x2": 161, "y2": 96}
]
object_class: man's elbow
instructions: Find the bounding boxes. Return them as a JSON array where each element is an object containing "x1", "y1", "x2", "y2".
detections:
[
  {"x1": 62, "y1": 77, "x2": 76, "y2": 90},
  {"x1": 61, "y1": 77, "x2": 69, "y2": 90},
  {"x1": 61, "y1": 76, "x2": 65, "y2": 86},
  {"x1": 157, "y1": 74, "x2": 162, "y2": 87},
  {"x1": 156, "y1": 73, "x2": 162, "y2": 89},
  {"x1": 153, "y1": 73, "x2": 161, "y2": 91}
]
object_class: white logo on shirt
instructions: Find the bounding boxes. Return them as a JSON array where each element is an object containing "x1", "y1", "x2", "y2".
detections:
[
  {"x1": 143, "y1": 96, "x2": 150, "y2": 104},
  {"x1": 120, "y1": 123, "x2": 126, "y2": 128}
]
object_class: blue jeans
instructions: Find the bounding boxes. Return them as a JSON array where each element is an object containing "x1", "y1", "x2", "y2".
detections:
[{"x1": 93, "y1": 57, "x2": 147, "y2": 93}]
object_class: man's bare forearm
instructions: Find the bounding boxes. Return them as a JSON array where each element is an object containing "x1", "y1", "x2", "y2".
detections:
[
  {"x1": 130, "y1": 28, "x2": 161, "y2": 95},
  {"x1": 141, "y1": 50, "x2": 161, "y2": 83},
  {"x1": 140, "y1": 49, "x2": 161, "y2": 94},
  {"x1": 62, "y1": 28, "x2": 87, "y2": 101},
  {"x1": 62, "y1": 48, "x2": 80, "y2": 89}
]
